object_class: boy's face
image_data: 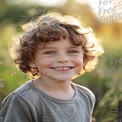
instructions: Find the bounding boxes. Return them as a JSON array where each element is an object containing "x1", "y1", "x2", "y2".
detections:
[{"x1": 32, "y1": 37, "x2": 84, "y2": 81}]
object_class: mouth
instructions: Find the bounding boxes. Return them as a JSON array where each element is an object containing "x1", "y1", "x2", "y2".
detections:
[{"x1": 50, "y1": 66, "x2": 74, "y2": 71}]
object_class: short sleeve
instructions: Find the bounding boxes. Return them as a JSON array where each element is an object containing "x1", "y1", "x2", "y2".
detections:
[
  {"x1": 89, "y1": 91, "x2": 96, "y2": 114},
  {"x1": 82, "y1": 86, "x2": 96, "y2": 114},
  {"x1": 75, "y1": 84, "x2": 96, "y2": 114},
  {"x1": 0, "y1": 93, "x2": 33, "y2": 122}
]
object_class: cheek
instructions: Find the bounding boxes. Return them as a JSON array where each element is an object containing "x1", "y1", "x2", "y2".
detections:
[
  {"x1": 72, "y1": 57, "x2": 83, "y2": 74},
  {"x1": 72, "y1": 57, "x2": 83, "y2": 66},
  {"x1": 36, "y1": 58, "x2": 54, "y2": 68}
]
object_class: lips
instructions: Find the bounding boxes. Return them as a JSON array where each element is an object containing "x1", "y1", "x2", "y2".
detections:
[{"x1": 50, "y1": 66, "x2": 74, "y2": 71}]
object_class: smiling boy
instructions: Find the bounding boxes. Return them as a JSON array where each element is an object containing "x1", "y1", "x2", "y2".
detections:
[{"x1": 0, "y1": 13, "x2": 104, "y2": 122}]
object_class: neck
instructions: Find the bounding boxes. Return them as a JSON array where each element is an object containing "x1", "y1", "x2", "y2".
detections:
[
  {"x1": 33, "y1": 77, "x2": 75, "y2": 100},
  {"x1": 37, "y1": 76, "x2": 72, "y2": 91}
]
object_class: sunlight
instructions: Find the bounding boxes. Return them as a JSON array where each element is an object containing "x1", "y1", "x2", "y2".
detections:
[
  {"x1": 75, "y1": 0, "x2": 93, "y2": 4},
  {"x1": 36, "y1": 0, "x2": 68, "y2": 7},
  {"x1": 6, "y1": 0, "x2": 68, "y2": 7}
]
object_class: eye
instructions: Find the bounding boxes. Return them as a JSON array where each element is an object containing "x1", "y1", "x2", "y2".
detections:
[
  {"x1": 44, "y1": 51, "x2": 56, "y2": 55},
  {"x1": 68, "y1": 50, "x2": 79, "y2": 54}
]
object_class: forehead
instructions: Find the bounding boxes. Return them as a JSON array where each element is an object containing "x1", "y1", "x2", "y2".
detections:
[{"x1": 39, "y1": 37, "x2": 80, "y2": 49}]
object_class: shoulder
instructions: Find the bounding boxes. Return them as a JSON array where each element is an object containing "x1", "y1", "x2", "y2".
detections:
[
  {"x1": 2, "y1": 81, "x2": 38, "y2": 107},
  {"x1": 0, "y1": 81, "x2": 37, "y2": 122},
  {"x1": 74, "y1": 83, "x2": 95, "y2": 99},
  {"x1": 73, "y1": 83, "x2": 96, "y2": 112},
  {"x1": 14, "y1": 80, "x2": 32, "y2": 94}
]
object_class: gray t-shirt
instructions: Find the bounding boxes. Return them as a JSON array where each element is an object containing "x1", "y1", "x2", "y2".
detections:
[{"x1": 0, "y1": 80, "x2": 95, "y2": 122}]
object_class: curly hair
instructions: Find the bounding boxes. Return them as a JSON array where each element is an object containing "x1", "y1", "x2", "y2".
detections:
[{"x1": 10, "y1": 12, "x2": 104, "y2": 78}]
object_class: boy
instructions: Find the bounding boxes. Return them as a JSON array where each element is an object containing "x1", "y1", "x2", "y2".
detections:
[{"x1": 0, "y1": 13, "x2": 104, "y2": 122}]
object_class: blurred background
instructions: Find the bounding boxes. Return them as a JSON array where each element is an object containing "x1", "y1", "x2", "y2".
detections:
[{"x1": 0, "y1": 0, "x2": 122, "y2": 121}]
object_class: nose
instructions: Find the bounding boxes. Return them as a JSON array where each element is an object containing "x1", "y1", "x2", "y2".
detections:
[{"x1": 57, "y1": 53, "x2": 69, "y2": 63}]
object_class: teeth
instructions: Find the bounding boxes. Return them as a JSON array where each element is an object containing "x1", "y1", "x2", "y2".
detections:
[{"x1": 52, "y1": 67, "x2": 71, "y2": 70}]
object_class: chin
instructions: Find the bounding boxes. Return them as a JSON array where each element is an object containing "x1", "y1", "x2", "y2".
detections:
[{"x1": 50, "y1": 75, "x2": 73, "y2": 81}]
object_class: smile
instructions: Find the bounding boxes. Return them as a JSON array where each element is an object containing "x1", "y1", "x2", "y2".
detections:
[{"x1": 50, "y1": 66, "x2": 74, "y2": 71}]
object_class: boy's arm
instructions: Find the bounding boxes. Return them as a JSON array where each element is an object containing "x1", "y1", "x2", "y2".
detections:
[{"x1": 0, "y1": 93, "x2": 33, "y2": 122}]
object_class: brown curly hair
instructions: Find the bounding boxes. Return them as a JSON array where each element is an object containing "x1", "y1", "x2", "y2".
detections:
[{"x1": 10, "y1": 12, "x2": 104, "y2": 78}]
